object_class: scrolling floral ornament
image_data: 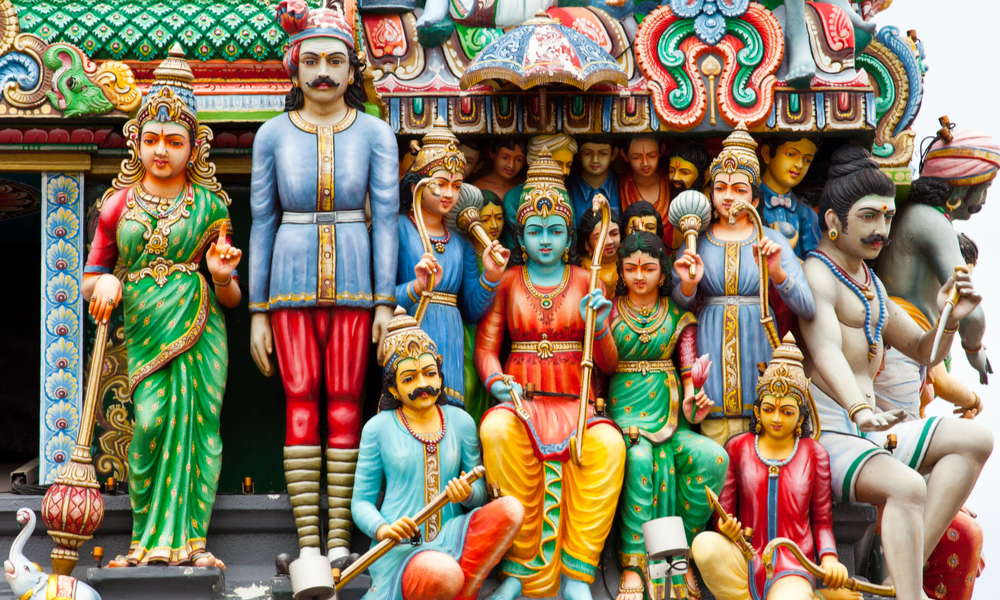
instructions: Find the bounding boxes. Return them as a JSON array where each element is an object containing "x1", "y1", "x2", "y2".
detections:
[{"x1": 635, "y1": 0, "x2": 783, "y2": 131}]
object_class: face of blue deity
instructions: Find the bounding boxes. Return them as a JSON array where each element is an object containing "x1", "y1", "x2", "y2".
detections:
[{"x1": 520, "y1": 215, "x2": 570, "y2": 266}]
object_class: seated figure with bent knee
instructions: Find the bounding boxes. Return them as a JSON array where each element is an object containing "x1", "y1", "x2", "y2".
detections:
[
  {"x1": 798, "y1": 146, "x2": 993, "y2": 600},
  {"x1": 351, "y1": 309, "x2": 523, "y2": 600},
  {"x1": 692, "y1": 334, "x2": 856, "y2": 600}
]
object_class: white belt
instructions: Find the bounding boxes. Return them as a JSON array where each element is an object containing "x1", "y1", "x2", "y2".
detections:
[
  {"x1": 704, "y1": 295, "x2": 759, "y2": 306},
  {"x1": 281, "y1": 210, "x2": 366, "y2": 224}
]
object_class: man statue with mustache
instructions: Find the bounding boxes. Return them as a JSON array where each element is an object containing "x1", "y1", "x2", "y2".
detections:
[
  {"x1": 248, "y1": 0, "x2": 399, "y2": 565},
  {"x1": 798, "y1": 146, "x2": 992, "y2": 600}
]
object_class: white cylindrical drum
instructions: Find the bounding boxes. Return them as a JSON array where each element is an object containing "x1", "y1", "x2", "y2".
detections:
[
  {"x1": 642, "y1": 515, "x2": 688, "y2": 560},
  {"x1": 289, "y1": 553, "x2": 336, "y2": 600}
]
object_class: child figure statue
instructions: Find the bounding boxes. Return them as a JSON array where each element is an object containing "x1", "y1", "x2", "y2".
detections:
[
  {"x1": 352, "y1": 309, "x2": 524, "y2": 600},
  {"x1": 691, "y1": 334, "x2": 855, "y2": 600}
]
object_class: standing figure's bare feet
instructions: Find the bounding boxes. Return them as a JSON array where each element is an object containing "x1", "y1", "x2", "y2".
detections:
[
  {"x1": 191, "y1": 552, "x2": 226, "y2": 571},
  {"x1": 107, "y1": 555, "x2": 130, "y2": 568},
  {"x1": 617, "y1": 569, "x2": 644, "y2": 600}
]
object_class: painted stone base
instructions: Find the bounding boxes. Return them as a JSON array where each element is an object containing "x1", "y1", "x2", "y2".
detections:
[{"x1": 87, "y1": 567, "x2": 225, "y2": 600}]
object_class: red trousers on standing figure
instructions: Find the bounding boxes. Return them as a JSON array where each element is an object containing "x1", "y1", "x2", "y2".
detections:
[{"x1": 272, "y1": 307, "x2": 372, "y2": 448}]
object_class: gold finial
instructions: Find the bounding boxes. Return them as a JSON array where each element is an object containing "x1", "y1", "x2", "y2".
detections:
[
  {"x1": 755, "y1": 332, "x2": 812, "y2": 408},
  {"x1": 408, "y1": 117, "x2": 466, "y2": 177},
  {"x1": 516, "y1": 149, "x2": 574, "y2": 225},
  {"x1": 709, "y1": 121, "x2": 761, "y2": 186}
]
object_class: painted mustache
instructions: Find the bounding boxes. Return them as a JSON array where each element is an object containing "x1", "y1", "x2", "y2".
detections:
[
  {"x1": 860, "y1": 233, "x2": 891, "y2": 246},
  {"x1": 307, "y1": 75, "x2": 340, "y2": 88},
  {"x1": 408, "y1": 385, "x2": 440, "y2": 401}
]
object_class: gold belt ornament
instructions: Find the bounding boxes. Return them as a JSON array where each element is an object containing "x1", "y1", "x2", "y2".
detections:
[
  {"x1": 127, "y1": 258, "x2": 199, "y2": 287},
  {"x1": 615, "y1": 359, "x2": 675, "y2": 376},
  {"x1": 429, "y1": 292, "x2": 458, "y2": 306},
  {"x1": 510, "y1": 334, "x2": 582, "y2": 360}
]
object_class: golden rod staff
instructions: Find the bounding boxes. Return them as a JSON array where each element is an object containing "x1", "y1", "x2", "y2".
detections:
[
  {"x1": 411, "y1": 177, "x2": 440, "y2": 325},
  {"x1": 728, "y1": 200, "x2": 780, "y2": 350},
  {"x1": 571, "y1": 193, "x2": 611, "y2": 466},
  {"x1": 930, "y1": 266, "x2": 969, "y2": 359},
  {"x1": 762, "y1": 538, "x2": 896, "y2": 597},
  {"x1": 704, "y1": 486, "x2": 755, "y2": 563},
  {"x1": 335, "y1": 466, "x2": 486, "y2": 589}
]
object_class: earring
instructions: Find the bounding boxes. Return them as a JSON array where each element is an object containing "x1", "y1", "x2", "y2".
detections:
[
  {"x1": 795, "y1": 423, "x2": 802, "y2": 438},
  {"x1": 187, "y1": 160, "x2": 194, "y2": 168},
  {"x1": 521, "y1": 249, "x2": 527, "y2": 262},
  {"x1": 946, "y1": 196, "x2": 962, "y2": 211},
  {"x1": 292, "y1": 78, "x2": 300, "y2": 88},
  {"x1": 349, "y1": 76, "x2": 355, "y2": 84},
  {"x1": 829, "y1": 229, "x2": 838, "y2": 240},
  {"x1": 713, "y1": 209, "x2": 719, "y2": 220},
  {"x1": 754, "y1": 421, "x2": 762, "y2": 434},
  {"x1": 563, "y1": 248, "x2": 569, "y2": 262}
]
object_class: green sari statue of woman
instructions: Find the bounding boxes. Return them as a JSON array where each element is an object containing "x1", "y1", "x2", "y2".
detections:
[
  {"x1": 82, "y1": 48, "x2": 241, "y2": 569},
  {"x1": 608, "y1": 231, "x2": 728, "y2": 600}
]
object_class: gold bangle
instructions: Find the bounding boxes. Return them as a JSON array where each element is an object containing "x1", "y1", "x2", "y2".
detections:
[
  {"x1": 847, "y1": 402, "x2": 869, "y2": 421},
  {"x1": 962, "y1": 340, "x2": 983, "y2": 353},
  {"x1": 943, "y1": 324, "x2": 959, "y2": 334},
  {"x1": 212, "y1": 275, "x2": 232, "y2": 287}
]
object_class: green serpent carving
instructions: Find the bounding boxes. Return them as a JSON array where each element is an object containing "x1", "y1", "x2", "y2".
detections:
[
  {"x1": 43, "y1": 43, "x2": 114, "y2": 118},
  {"x1": 855, "y1": 53, "x2": 895, "y2": 157},
  {"x1": 725, "y1": 20, "x2": 765, "y2": 108},
  {"x1": 657, "y1": 20, "x2": 696, "y2": 111}
]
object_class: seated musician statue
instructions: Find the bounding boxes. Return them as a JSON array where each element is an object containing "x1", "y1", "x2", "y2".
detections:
[{"x1": 351, "y1": 309, "x2": 524, "y2": 600}]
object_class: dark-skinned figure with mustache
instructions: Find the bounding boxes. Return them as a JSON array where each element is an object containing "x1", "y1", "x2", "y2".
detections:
[
  {"x1": 249, "y1": 0, "x2": 399, "y2": 565},
  {"x1": 351, "y1": 308, "x2": 523, "y2": 600}
]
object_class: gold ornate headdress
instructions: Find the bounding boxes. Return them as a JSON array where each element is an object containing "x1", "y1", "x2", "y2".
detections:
[
  {"x1": 98, "y1": 45, "x2": 229, "y2": 208},
  {"x1": 709, "y1": 121, "x2": 761, "y2": 186},
  {"x1": 407, "y1": 117, "x2": 466, "y2": 177},
  {"x1": 516, "y1": 149, "x2": 574, "y2": 226},
  {"x1": 380, "y1": 307, "x2": 441, "y2": 369},
  {"x1": 756, "y1": 333, "x2": 811, "y2": 408}
]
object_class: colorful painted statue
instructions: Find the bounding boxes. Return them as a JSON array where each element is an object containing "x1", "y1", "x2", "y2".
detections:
[
  {"x1": 248, "y1": 0, "x2": 399, "y2": 563},
  {"x1": 578, "y1": 209, "x2": 622, "y2": 294},
  {"x1": 621, "y1": 200, "x2": 665, "y2": 239},
  {"x1": 691, "y1": 334, "x2": 854, "y2": 600},
  {"x1": 351, "y1": 309, "x2": 524, "y2": 600},
  {"x1": 620, "y1": 138, "x2": 679, "y2": 249},
  {"x1": 567, "y1": 138, "x2": 621, "y2": 225},
  {"x1": 471, "y1": 140, "x2": 527, "y2": 201},
  {"x1": 609, "y1": 231, "x2": 727, "y2": 600},
  {"x1": 451, "y1": 185, "x2": 506, "y2": 426},
  {"x1": 5, "y1": 509, "x2": 102, "y2": 600},
  {"x1": 501, "y1": 134, "x2": 577, "y2": 248},
  {"x1": 396, "y1": 120, "x2": 509, "y2": 409},
  {"x1": 668, "y1": 141, "x2": 709, "y2": 200},
  {"x1": 82, "y1": 49, "x2": 238, "y2": 569},
  {"x1": 459, "y1": 140, "x2": 483, "y2": 179},
  {"x1": 476, "y1": 151, "x2": 626, "y2": 600},
  {"x1": 672, "y1": 125, "x2": 815, "y2": 447},
  {"x1": 798, "y1": 146, "x2": 992, "y2": 600},
  {"x1": 759, "y1": 137, "x2": 821, "y2": 258}
]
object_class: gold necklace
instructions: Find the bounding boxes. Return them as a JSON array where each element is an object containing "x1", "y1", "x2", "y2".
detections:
[
  {"x1": 522, "y1": 265, "x2": 570, "y2": 310},
  {"x1": 618, "y1": 296, "x2": 669, "y2": 343},
  {"x1": 135, "y1": 183, "x2": 186, "y2": 217}
]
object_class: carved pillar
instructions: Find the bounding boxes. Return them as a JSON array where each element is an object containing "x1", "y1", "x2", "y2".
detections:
[{"x1": 39, "y1": 172, "x2": 86, "y2": 485}]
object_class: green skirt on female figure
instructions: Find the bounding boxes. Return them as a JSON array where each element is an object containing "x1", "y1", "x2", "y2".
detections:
[{"x1": 609, "y1": 297, "x2": 728, "y2": 599}]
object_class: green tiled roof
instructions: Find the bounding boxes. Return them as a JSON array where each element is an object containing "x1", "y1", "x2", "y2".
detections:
[{"x1": 14, "y1": 0, "x2": 309, "y2": 61}]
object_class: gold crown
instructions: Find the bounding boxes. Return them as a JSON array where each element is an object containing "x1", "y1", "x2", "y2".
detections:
[
  {"x1": 756, "y1": 332, "x2": 812, "y2": 408},
  {"x1": 136, "y1": 44, "x2": 198, "y2": 131},
  {"x1": 709, "y1": 121, "x2": 760, "y2": 186},
  {"x1": 408, "y1": 117, "x2": 466, "y2": 177},
  {"x1": 380, "y1": 307, "x2": 440, "y2": 369},
  {"x1": 516, "y1": 149, "x2": 575, "y2": 225}
]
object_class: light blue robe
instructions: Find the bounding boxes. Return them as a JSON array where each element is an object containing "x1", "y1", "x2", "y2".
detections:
[
  {"x1": 672, "y1": 228, "x2": 815, "y2": 418},
  {"x1": 760, "y1": 182, "x2": 822, "y2": 259},
  {"x1": 395, "y1": 216, "x2": 497, "y2": 407},
  {"x1": 352, "y1": 405, "x2": 488, "y2": 600}
]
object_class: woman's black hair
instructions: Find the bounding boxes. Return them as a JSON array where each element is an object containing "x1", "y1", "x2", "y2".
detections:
[
  {"x1": 482, "y1": 189, "x2": 504, "y2": 210},
  {"x1": 378, "y1": 354, "x2": 446, "y2": 411},
  {"x1": 575, "y1": 207, "x2": 622, "y2": 259},
  {"x1": 398, "y1": 170, "x2": 422, "y2": 214},
  {"x1": 748, "y1": 390, "x2": 814, "y2": 439},
  {"x1": 615, "y1": 231, "x2": 674, "y2": 298},
  {"x1": 284, "y1": 46, "x2": 367, "y2": 113},
  {"x1": 508, "y1": 220, "x2": 581, "y2": 267},
  {"x1": 620, "y1": 200, "x2": 664, "y2": 238},
  {"x1": 817, "y1": 145, "x2": 896, "y2": 232}
]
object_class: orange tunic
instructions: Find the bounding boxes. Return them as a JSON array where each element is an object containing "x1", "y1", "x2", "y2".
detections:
[
  {"x1": 474, "y1": 265, "x2": 619, "y2": 455},
  {"x1": 619, "y1": 170, "x2": 682, "y2": 249}
]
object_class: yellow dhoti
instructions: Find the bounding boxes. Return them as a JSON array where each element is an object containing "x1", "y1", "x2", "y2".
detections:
[
  {"x1": 480, "y1": 409, "x2": 626, "y2": 597},
  {"x1": 691, "y1": 532, "x2": 819, "y2": 600}
]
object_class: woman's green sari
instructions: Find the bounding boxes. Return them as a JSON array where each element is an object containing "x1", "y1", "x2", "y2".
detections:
[{"x1": 117, "y1": 182, "x2": 230, "y2": 565}]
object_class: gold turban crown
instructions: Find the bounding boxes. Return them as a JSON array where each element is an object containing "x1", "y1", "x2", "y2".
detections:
[
  {"x1": 408, "y1": 117, "x2": 466, "y2": 177},
  {"x1": 516, "y1": 149, "x2": 574, "y2": 226},
  {"x1": 709, "y1": 122, "x2": 760, "y2": 186},
  {"x1": 380, "y1": 307, "x2": 440, "y2": 370},
  {"x1": 756, "y1": 332, "x2": 812, "y2": 409},
  {"x1": 136, "y1": 44, "x2": 198, "y2": 131}
]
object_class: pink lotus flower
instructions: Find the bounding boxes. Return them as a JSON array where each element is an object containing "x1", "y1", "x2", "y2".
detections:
[{"x1": 691, "y1": 354, "x2": 712, "y2": 389}]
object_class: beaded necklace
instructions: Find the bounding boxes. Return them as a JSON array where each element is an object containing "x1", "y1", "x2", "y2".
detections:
[
  {"x1": 408, "y1": 212, "x2": 451, "y2": 253},
  {"x1": 523, "y1": 265, "x2": 570, "y2": 310},
  {"x1": 755, "y1": 435, "x2": 799, "y2": 479},
  {"x1": 811, "y1": 250, "x2": 874, "y2": 300},
  {"x1": 618, "y1": 297, "x2": 668, "y2": 344},
  {"x1": 808, "y1": 251, "x2": 886, "y2": 361},
  {"x1": 398, "y1": 405, "x2": 446, "y2": 454}
]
